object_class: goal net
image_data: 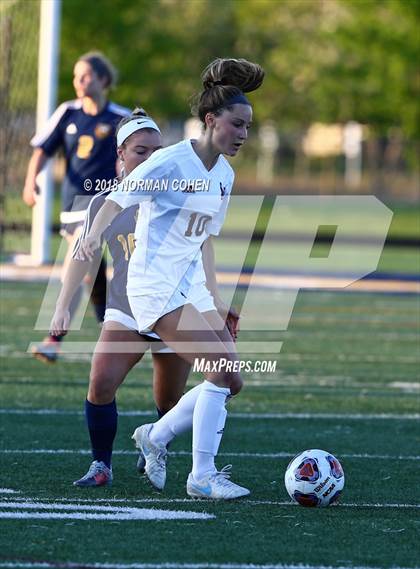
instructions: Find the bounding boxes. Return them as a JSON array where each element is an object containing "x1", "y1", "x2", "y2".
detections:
[{"x1": 0, "y1": 0, "x2": 40, "y2": 257}]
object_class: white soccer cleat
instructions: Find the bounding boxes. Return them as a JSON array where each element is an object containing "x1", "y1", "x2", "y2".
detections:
[
  {"x1": 136, "y1": 450, "x2": 146, "y2": 473},
  {"x1": 186, "y1": 465, "x2": 250, "y2": 500},
  {"x1": 131, "y1": 424, "x2": 167, "y2": 490}
]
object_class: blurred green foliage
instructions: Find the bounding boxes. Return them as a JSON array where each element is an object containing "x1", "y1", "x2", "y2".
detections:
[
  {"x1": 58, "y1": 0, "x2": 419, "y2": 137},
  {"x1": 0, "y1": 0, "x2": 39, "y2": 111}
]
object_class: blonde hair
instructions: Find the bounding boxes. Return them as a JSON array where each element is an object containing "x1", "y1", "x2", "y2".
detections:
[{"x1": 116, "y1": 107, "x2": 148, "y2": 134}]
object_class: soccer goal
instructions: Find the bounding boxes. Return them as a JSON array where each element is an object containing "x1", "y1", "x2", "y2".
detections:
[{"x1": 1, "y1": 0, "x2": 60, "y2": 265}]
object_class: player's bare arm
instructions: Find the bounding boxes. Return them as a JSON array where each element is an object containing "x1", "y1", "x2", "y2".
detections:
[
  {"x1": 81, "y1": 199, "x2": 122, "y2": 260},
  {"x1": 50, "y1": 254, "x2": 101, "y2": 336},
  {"x1": 202, "y1": 236, "x2": 239, "y2": 339},
  {"x1": 22, "y1": 147, "x2": 48, "y2": 207}
]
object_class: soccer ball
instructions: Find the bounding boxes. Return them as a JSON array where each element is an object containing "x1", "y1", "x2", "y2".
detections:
[{"x1": 284, "y1": 449, "x2": 345, "y2": 507}]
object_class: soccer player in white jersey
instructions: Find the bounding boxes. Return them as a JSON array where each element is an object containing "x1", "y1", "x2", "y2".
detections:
[
  {"x1": 80, "y1": 58, "x2": 264, "y2": 499},
  {"x1": 23, "y1": 52, "x2": 130, "y2": 363},
  {"x1": 50, "y1": 108, "x2": 238, "y2": 487}
]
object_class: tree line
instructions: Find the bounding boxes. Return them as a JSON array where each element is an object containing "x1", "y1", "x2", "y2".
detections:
[{"x1": 59, "y1": 0, "x2": 419, "y2": 139}]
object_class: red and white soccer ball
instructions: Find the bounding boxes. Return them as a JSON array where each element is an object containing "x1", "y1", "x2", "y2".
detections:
[{"x1": 284, "y1": 449, "x2": 345, "y2": 507}]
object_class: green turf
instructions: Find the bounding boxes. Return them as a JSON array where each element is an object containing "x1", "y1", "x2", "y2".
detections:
[
  {"x1": 0, "y1": 281, "x2": 419, "y2": 568},
  {"x1": 1, "y1": 410, "x2": 420, "y2": 567}
]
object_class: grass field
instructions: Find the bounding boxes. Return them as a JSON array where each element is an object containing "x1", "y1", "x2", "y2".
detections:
[{"x1": 0, "y1": 275, "x2": 419, "y2": 568}]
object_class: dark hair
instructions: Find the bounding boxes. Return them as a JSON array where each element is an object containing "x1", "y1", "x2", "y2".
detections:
[
  {"x1": 193, "y1": 58, "x2": 265, "y2": 123},
  {"x1": 77, "y1": 51, "x2": 117, "y2": 88}
]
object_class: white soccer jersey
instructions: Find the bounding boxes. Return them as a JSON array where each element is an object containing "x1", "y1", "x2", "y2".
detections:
[{"x1": 107, "y1": 139, "x2": 234, "y2": 304}]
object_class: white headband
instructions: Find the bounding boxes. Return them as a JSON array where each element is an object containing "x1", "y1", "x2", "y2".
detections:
[{"x1": 117, "y1": 117, "x2": 161, "y2": 147}]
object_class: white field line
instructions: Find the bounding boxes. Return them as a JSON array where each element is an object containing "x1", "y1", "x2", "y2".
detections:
[
  {"x1": 243, "y1": 384, "x2": 420, "y2": 392},
  {"x1": 228, "y1": 412, "x2": 420, "y2": 420},
  {"x1": 0, "y1": 501, "x2": 214, "y2": 521},
  {"x1": 1, "y1": 409, "x2": 419, "y2": 420},
  {"x1": 390, "y1": 382, "x2": 420, "y2": 390},
  {"x1": 3, "y1": 497, "x2": 420, "y2": 510},
  {"x1": 5, "y1": 349, "x2": 420, "y2": 363},
  {"x1": 0, "y1": 562, "x2": 419, "y2": 569},
  {"x1": 3, "y1": 379, "x2": 420, "y2": 395},
  {"x1": 1, "y1": 449, "x2": 419, "y2": 461},
  {"x1": 25, "y1": 340, "x2": 284, "y2": 355},
  {"x1": 0, "y1": 488, "x2": 19, "y2": 494}
]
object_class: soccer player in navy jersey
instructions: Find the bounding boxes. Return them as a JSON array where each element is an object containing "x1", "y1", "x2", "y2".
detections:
[{"x1": 23, "y1": 51, "x2": 130, "y2": 363}]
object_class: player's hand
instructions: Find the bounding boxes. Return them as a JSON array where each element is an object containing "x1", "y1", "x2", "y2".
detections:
[
  {"x1": 22, "y1": 182, "x2": 39, "y2": 207},
  {"x1": 226, "y1": 306, "x2": 240, "y2": 341},
  {"x1": 49, "y1": 306, "x2": 70, "y2": 337},
  {"x1": 215, "y1": 300, "x2": 240, "y2": 341},
  {"x1": 80, "y1": 234, "x2": 101, "y2": 261}
]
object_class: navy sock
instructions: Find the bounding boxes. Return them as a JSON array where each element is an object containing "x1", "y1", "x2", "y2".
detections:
[
  {"x1": 85, "y1": 399, "x2": 118, "y2": 468},
  {"x1": 92, "y1": 303, "x2": 106, "y2": 323}
]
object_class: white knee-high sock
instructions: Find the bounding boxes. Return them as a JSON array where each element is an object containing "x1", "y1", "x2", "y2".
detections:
[
  {"x1": 192, "y1": 380, "x2": 230, "y2": 481},
  {"x1": 149, "y1": 383, "x2": 202, "y2": 446}
]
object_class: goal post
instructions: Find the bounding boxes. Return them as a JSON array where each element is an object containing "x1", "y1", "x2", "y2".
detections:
[{"x1": 30, "y1": 0, "x2": 61, "y2": 265}]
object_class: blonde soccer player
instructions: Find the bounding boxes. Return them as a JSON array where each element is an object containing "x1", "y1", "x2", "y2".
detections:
[{"x1": 24, "y1": 52, "x2": 130, "y2": 363}]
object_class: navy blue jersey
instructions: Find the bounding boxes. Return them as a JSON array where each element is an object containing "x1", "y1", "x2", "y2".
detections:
[
  {"x1": 73, "y1": 190, "x2": 136, "y2": 316},
  {"x1": 31, "y1": 100, "x2": 130, "y2": 213}
]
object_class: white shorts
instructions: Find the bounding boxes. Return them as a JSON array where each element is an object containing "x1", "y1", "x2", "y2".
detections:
[
  {"x1": 103, "y1": 308, "x2": 173, "y2": 354},
  {"x1": 128, "y1": 282, "x2": 216, "y2": 334}
]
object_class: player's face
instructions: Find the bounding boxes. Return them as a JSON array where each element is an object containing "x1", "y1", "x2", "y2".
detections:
[
  {"x1": 119, "y1": 129, "x2": 162, "y2": 174},
  {"x1": 73, "y1": 61, "x2": 106, "y2": 99},
  {"x1": 210, "y1": 104, "x2": 253, "y2": 156}
]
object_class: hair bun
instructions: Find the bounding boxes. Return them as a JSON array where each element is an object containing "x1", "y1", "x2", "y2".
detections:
[
  {"x1": 202, "y1": 58, "x2": 264, "y2": 94},
  {"x1": 194, "y1": 57, "x2": 264, "y2": 124},
  {"x1": 203, "y1": 78, "x2": 224, "y2": 90}
]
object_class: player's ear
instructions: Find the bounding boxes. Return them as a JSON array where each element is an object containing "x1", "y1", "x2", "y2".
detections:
[
  {"x1": 98, "y1": 73, "x2": 109, "y2": 90},
  {"x1": 204, "y1": 112, "x2": 217, "y2": 130},
  {"x1": 117, "y1": 147, "x2": 124, "y2": 160}
]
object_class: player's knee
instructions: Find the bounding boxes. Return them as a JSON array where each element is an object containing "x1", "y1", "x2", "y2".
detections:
[
  {"x1": 229, "y1": 375, "x2": 243, "y2": 395},
  {"x1": 88, "y1": 369, "x2": 116, "y2": 404},
  {"x1": 218, "y1": 370, "x2": 242, "y2": 395}
]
